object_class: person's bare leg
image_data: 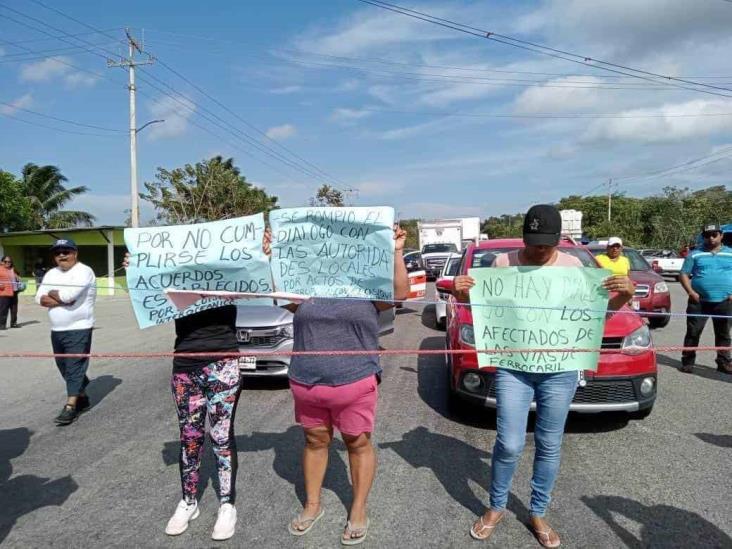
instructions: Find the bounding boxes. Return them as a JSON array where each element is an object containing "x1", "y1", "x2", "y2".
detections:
[
  {"x1": 342, "y1": 432, "x2": 375, "y2": 531},
  {"x1": 292, "y1": 426, "x2": 332, "y2": 531}
]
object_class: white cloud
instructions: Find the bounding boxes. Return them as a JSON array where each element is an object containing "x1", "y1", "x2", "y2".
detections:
[
  {"x1": 270, "y1": 85, "x2": 303, "y2": 95},
  {"x1": 146, "y1": 95, "x2": 196, "y2": 140},
  {"x1": 583, "y1": 99, "x2": 732, "y2": 143},
  {"x1": 513, "y1": 77, "x2": 610, "y2": 114},
  {"x1": 330, "y1": 107, "x2": 373, "y2": 123},
  {"x1": 265, "y1": 123, "x2": 297, "y2": 140},
  {"x1": 64, "y1": 72, "x2": 100, "y2": 88},
  {"x1": 20, "y1": 56, "x2": 71, "y2": 82},
  {"x1": 0, "y1": 93, "x2": 33, "y2": 115},
  {"x1": 0, "y1": 47, "x2": 5, "y2": 57},
  {"x1": 352, "y1": 180, "x2": 392, "y2": 198}
]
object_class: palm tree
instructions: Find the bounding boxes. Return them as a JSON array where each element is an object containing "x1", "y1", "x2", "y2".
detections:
[{"x1": 20, "y1": 163, "x2": 96, "y2": 229}]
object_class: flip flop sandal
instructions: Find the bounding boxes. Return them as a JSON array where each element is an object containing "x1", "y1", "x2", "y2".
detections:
[
  {"x1": 288, "y1": 508, "x2": 325, "y2": 536},
  {"x1": 341, "y1": 519, "x2": 369, "y2": 546},
  {"x1": 533, "y1": 526, "x2": 561, "y2": 548},
  {"x1": 469, "y1": 513, "x2": 504, "y2": 541}
]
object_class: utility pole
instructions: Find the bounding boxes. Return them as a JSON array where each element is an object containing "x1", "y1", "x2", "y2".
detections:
[
  {"x1": 108, "y1": 29, "x2": 154, "y2": 228},
  {"x1": 607, "y1": 178, "x2": 613, "y2": 223}
]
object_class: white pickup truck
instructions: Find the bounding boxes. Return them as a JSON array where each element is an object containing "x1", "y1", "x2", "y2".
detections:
[{"x1": 638, "y1": 250, "x2": 685, "y2": 278}]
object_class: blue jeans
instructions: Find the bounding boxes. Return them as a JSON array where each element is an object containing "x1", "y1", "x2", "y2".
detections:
[{"x1": 489, "y1": 368, "x2": 577, "y2": 517}]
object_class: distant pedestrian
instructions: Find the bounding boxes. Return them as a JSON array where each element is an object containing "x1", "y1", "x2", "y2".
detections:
[
  {"x1": 596, "y1": 237, "x2": 631, "y2": 276},
  {"x1": 679, "y1": 223, "x2": 732, "y2": 375},
  {"x1": 680, "y1": 245, "x2": 690, "y2": 258},
  {"x1": 0, "y1": 256, "x2": 18, "y2": 329},
  {"x1": 35, "y1": 239, "x2": 97, "y2": 425},
  {"x1": 33, "y1": 259, "x2": 47, "y2": 286}
]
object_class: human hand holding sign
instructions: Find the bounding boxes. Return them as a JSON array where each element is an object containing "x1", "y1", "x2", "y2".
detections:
[
  {"x1": 393, "y1": 225, "x2": 407, "y2": 252},
  {"x1": 453, "y1": 275, "x2": 475, "y2": 303}
]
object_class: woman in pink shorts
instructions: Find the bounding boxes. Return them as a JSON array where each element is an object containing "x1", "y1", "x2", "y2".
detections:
[{"x1": 285, "y1": 226, "x2": 409, "y2": 545}]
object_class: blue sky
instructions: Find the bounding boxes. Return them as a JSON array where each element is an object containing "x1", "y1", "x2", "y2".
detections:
[{"x1": 2, "y1": 0, "x2": 732, "y2": 225}]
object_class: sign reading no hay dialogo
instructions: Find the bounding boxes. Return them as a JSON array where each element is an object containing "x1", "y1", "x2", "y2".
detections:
[
  {"x1": 468, "y1": 266, "x2": 611, "y2": 373},
  {"x1": 124, "y1": 213, "x2": 272, "y2": 329},
  {"x1": 269, "y1": 206, "x2": 395, "y2": 301}
]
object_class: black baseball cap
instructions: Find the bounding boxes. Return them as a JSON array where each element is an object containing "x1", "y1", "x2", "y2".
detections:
[
  {"x1": 50, "y1": 238, "x2": 78, "y2": 251},
  {"x1": 702, "y1": 223, "x2": 721, "y2": 234},
  {"x1": 523, "y1": 204, "x2": 562, "y2": 247}
]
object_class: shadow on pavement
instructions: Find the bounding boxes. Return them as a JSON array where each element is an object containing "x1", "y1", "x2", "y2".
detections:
[
  {"x1": 379, "y1": 426, "x2": 529, "y2": 519},
  {"x1": 162, "y1": 426, "x2": 352, "y2": 509},
  {"x1": 9, "y1": 320, "x2": 40, "y2": 328},
  {"x1": 694, "y1": 433, "x2": 732, "y2": 448},
  {"x1": 417, "y1": 336, "x2": 629, "y2": 433},
  {"x1": 395, "y1": 306, "x2": 418, "y2": 316},
  {"x1": 0, "y1": 427, "x2": 78, "y2": 544},
  {"x1": 581, "y1": 495, "x2": 732, "y2": 548},
  {"x1": 657, "y1": 354, "x2": 731, "y2": 384},
  {"x1": 86, "y1": 375, "x2": 122, "y2": 408}
]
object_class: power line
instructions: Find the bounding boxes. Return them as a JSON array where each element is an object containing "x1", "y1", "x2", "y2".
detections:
[
  {"x1": 0, "y1": 27, "x2": 119, "y2": 45},
  {"x1": 356, "y1": 0, "x2": 732, "y2": 99},
  {"x1": 0, "y1": 111, "x2": 124, "y2": 137},
  {"x1": 0, "y1": 100, "x2": 126, "y2": 131}
]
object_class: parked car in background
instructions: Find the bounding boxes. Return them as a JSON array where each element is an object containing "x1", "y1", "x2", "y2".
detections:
[
  {"x1": 403, "y1": 250, "x2": 424, "y2": 272},
  {"x1": 638, "y1": 249, "x2": 684, "y2": 279},
  {"x1": 421, "y1": 242, "x2": 459, "y2": 280},
  {"x1": 236, "y1": 303, "x2": 396, "y2": 377},
  {"x1": 434, "y1": 253, "x2": 462, "y2": 329},
  {"x1": 442, "y1": 239, "x2": 657, "y2": 419},
  {"x1": 588, "y1": 246, "x2": 671, "y2": 328}
]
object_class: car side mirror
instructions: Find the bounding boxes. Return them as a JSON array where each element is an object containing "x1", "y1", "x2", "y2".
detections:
[{"x1": 436, "y1": 278, "x2": 454, "y2": 294}]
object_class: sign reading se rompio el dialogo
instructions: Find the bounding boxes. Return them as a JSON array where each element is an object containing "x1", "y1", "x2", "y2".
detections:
[
  {"x1": 269, "y1": 207, "x2": 395, "y2": 300},
  {"x1": 468, "y1": 266, "x2": 611, "y2": 372},
  {"x1": 124, "y1": 214, "x2": 272, "y2": 329}
]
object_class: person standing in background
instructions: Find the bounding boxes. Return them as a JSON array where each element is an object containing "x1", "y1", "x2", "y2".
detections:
[
  {"x1": 596, "y1": 237, "x2": 631, "y2": 276},
  {"x1": 0, "y1": 256, "x2": 16, "y2": 329},
  {"x1": 2, "y1": 256, "x2": 23, "y2": 328},
  {"x1": 33, "y1": 258, "x2": 47, "y2": 286},
  {"x1": 35, "y1": 239, "x2": 97, "y2": 425},
  {"x1": 679, "y1": 223, "x2": 732, "y2": 375}
]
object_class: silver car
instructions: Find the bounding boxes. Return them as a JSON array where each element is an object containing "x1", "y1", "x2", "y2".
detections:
[{"x1": 236, "y1": 303, "x2": 395, "y2": 377}]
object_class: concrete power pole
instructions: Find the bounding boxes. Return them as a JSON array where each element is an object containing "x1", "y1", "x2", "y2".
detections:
[
  {"x1": 607, "y1": 178, "x2": 613, "y2": 223},
  {"x1": 108, "y1": 29, "x2": 154, "y2": 228}
]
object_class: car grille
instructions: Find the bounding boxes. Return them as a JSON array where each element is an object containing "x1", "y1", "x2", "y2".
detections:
[
  {"x1": 486, "y1": 378, "x2": 637, "y2": 403},
  {"x1": 237, "y1": 328, "x2": 288, "y2": 348},
  {"x1": 634, "y1": 284, "x2": 650, "y2": 298},
  {"x1": 426, "y1": 259, "x2": 446, "y2": 270}
]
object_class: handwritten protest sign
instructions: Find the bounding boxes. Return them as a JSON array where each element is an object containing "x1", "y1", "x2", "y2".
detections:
[
  {"x1": 124, "y1": 214, "x2": 272, "y2": 329},
  {"x1": 468, "y1": 266, "x2": 610, "y2": 372},
  {"x1": 269, "y1": 207, "x2": 395, "y2": 300}
]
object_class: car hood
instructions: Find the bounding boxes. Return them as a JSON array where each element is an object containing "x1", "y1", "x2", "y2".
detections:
[
  {"x1": 629, "y1": 270, "x2": 663, "y2": 285},
  {"x1": 236, "y1": 304, "x2": 293, "y2": 327}
]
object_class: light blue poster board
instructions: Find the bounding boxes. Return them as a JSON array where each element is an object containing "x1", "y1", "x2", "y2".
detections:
[
  {"x1": 468, "y1": 266, "x2": 610, "y2": 372},
  {"x1": 269, "y1": 207, "x2": 395, "y2": 300},
  {"x1": 124, "y1": 213, "x2": 272, "y2": 328}
]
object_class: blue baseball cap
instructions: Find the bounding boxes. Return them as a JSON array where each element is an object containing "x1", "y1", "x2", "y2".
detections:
[{"x1": 50, "y1": 239, "x2": 78, "y2": 251}]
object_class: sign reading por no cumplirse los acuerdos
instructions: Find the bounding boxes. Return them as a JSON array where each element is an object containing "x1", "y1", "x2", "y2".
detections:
[
  {"x1": 124, "y1": 213, "x2": 272, "y2": 329},
  {"x1": 468, "y1": 266, "x2": 610, "y2": 372},
  {"x1": 269, "y1": 207, "x2": 395, "y2": 301}
]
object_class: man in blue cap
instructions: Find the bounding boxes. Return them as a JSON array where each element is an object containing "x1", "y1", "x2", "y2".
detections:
[
  {"x1": 35, "y1": 239, "x2": 97, "y2": 424},
  {"x1": 679, "y1": 223, "x2": 732, "y2": 374}
]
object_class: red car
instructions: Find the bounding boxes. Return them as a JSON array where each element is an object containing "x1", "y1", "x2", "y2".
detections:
[
  {"x1": 438, "y1": 239, "x2": 657, "y2": 419},
  {"x1": 587, "y1": 245, "x2": 671, "y2": 328}
]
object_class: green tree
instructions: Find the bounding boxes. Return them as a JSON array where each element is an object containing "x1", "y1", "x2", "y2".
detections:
[
  {"x1": 20, "y1": 163, "x2": 95, "y2": 229},
  {"x1": 0, "y1": 170, "x2": 33, "y2": 231},
  {"x1": 141, "y1": 156, "x2": 279, "y2": 224},
  {"x1": 398, "y1": 218, "x2": 420, "y2": 250},
  {"x1": 309, "y1": 184, "x2": 345, "y2": 207}
]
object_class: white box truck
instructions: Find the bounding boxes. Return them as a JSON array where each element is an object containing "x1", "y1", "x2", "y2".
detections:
[
  {"x1": 560, "y1": 209, "x2": 583, "y2": 240},
  {"x1": 418, "y1": 217, "x2": 481, "y2": 279}
]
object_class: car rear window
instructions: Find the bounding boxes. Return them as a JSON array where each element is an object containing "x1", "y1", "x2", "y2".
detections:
[
  {"x1": 444, "y1": 257, "x2": 461, "y2": 276},
  {"x1": 470, "y1": 247, "x2": 598, "y2": 268}
]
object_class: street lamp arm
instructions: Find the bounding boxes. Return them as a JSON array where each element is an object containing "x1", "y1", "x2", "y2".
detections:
[{"x1": 135, "y1": 119, "x2": 165, "y2": 134}]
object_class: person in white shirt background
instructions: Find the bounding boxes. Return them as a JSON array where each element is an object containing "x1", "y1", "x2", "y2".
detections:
[{"x1": 36, "y1": 239, "x2": 97, "y2": 426}]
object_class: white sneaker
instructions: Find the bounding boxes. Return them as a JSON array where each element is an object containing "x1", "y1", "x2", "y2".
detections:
[
  {"x1": 165, "y1": 500, "x2": 200, "y2": 536},
  {"x1": 211, "y1": 503, "x2": 237, "y2": 541}
]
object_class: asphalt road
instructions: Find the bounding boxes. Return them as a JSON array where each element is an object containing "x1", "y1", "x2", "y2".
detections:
[{"x1": 1, "y1": 281, "x2": 730, "y2": 548}]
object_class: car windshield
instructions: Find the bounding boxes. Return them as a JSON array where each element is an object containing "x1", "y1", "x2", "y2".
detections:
[
  {"x1": 470, "y1": 247, "x2": 598, "y2": 268},
  {"x1": 422, "y1": 243, "x2": 458, "y2": 254},
  {"x1": 589, "y1": 248, "x2": 650, "y2": 271},
  {"x1": 444, "y1": 257, "x2": 461, "y2": 276}
]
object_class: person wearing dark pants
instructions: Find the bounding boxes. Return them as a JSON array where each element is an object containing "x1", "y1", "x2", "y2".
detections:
[
  {"x1": 0, "y1": 256, "x2": 16, "y2": 329},
  {"x1": 35, "y1": 239, "x2": 97, "y2": 425},
  {"x1": 679, "y1": 223, "x2": 732, "y2": 375}
]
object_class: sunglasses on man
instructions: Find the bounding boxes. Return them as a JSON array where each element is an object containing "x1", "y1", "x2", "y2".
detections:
[
  {"x1": 53, "y1": 249, "x2": 75, "y2": 256},
  {"x1": 702, "y1": 231, "x2": 721, "y2": 239}
]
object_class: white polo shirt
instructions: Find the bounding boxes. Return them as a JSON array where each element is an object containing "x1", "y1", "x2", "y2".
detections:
[{"x1": 36, "y1": 262, "x2": 97, "y2": 331}]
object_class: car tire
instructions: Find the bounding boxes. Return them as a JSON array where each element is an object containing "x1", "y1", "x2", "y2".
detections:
[
  {"x1": 436, "y1": 316, "x2": 446, "y2": 330},
  {"x1": 649, "y1": 315, "x2": 670, "y2": 329},
  {"x1": 629, "y1": 406, "x2": 653, "y2": 420}
]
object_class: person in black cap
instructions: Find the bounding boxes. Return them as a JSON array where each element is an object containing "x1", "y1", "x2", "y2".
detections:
[
  {"x1": 453, "y1": 204, "x2": 634, "y2": 548},
  {"x1": 679, "y1": 223, "x2": 732, "y2": 374},
  {"x1": 35, "y1": 239, "x2": 97, "y2": 425}
]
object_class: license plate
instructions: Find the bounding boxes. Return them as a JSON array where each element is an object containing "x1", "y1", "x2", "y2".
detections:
[
  {"x1": 238, "y1": 356, "x2": 257, "y2": 370},
  {"x1": 631, "y1": 300, "x2": 640, "y2": 311}
]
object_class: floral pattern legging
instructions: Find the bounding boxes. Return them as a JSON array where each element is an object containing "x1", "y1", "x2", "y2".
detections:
[{"x1": 171, "y1": 359, "x2": 240, "y2": 504}]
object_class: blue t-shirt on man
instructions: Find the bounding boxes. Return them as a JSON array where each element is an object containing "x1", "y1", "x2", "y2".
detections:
[{"x1": 681, "y1": 245, "x2": 732, "y2": 303}]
